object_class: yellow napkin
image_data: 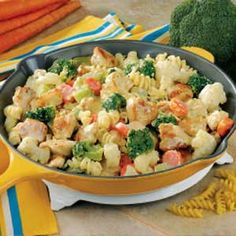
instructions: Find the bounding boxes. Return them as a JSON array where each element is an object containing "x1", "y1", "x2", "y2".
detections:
[{"x1": 0, "y1": 12, "x2": 170, "y2": 235}]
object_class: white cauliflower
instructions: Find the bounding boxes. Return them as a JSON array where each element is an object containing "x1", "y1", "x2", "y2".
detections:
[
  {"x1": 134, "y1": 150, "x2": 159, "y2": 174},
  {"x1": 103, "y1": 143, "x2": 121, "y2": 169},
  {"x1": 191, "y1": 130, "x2": 217, "y2": 159},
  {"x1": 17, "y1": 137, "x2": 50, "y2": 164},
  {"x1": 207, "y1": 110, "x2": 229, "y2": 131},
  {"x1": 187, "y1": 99, "x2": 208, "y2": 118},
  {"x1": 122, "y1": 165, "x2": 138, "y2": 176},
  {"x1": 199, "y1": 82, "x2": 227, "y2": 112},
  {"x1": 77, "y1": 122, "x2": 98, "y2": 144}
]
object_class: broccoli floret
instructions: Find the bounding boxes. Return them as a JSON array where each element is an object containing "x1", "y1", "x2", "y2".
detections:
[
  {"x1": 102, "y1": 93, "x2": 127, "y2": 111},
  {"x1": 169, "y1": 0, "x2": 236, "y2": 63},
  {"x1": 25, "y1": 106, "x2": 55, "y2": 123},
  {"x1": 72, "y1": 141, "x2": 103, "y2": 161},
  {"x1": 138, "y1": 60, "x2": 156, "y2": 78},
  {"x1": 151, "y1": 114, "x2": 177, "y2": 129},
  {"x1": 127, "y1": 128, "x2": 154, "y2": 159},
  {"x1": 187, "y1": 73, "x2": 212, "y2": 96},
  {"x1": 48, "y1": 58, "x2": 77, "y2": 81},
  {"x1": 124, "y1": 64, "x2": 136, "y2": 75}
]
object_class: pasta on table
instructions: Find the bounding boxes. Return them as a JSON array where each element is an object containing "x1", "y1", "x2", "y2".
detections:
[{"x1": 4, "y1": 47, "x2": 235, "y2": 176}]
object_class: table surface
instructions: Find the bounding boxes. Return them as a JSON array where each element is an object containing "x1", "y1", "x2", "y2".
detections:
[{"x1": 22, "y1": 1, "x2": 236, "y2": 235}]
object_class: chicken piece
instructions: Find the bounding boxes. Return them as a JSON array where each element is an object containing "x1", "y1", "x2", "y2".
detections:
[
  {"x1": 52, "y1": 111, "x2": 77, "y2": 139},
  {"x1": 40, "y1": 139, "x2": 75, "y2": 156},
  {"x1": 15, "y1": 118, "x2": 48, "y2": 142},
  {"x1": 47, "y1": 155, "x2": 65, "y2": 168},
  {"x1": 13, "y1": 86, "x2": 35, "y2": 112},
  {"x1": 91, "y1": 47, "x2": 117, "y2": 68},
  {"x1": 126, "y1": 97, "x2": 158, "y2": 126},
  {"x1": 159, "y1": 124, "x2": 191, "y2": 151},
  {"x1": 17, "y1": 137, "x2": 50, "y2": 164},
  {"x1": 179, "y1": 116, "x2": 207, "y2": 136},
  {"x1": 30, "y1": 88, "x2": 63, "y2": 109},
  {"x1": 168, "y1": 83, "x2": 193, "y2": 102}
]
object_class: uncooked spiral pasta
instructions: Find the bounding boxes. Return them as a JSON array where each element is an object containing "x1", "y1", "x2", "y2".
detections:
[
  {"x1": 168, "y1": 204, "x2": 203, "y2": 218},
  {"x1": 215, "y1": 190, "x2": 227, "y2": 215},
  {"x1": 219, "y1": 178, "x2": 236, "y2": 192},
  {"x1": 183, "y1": 199, "x2": 215, "y2": 211},
  {"x1": 194, "y1": 182, "x2": 219, "y2": 200},
  {"x1": 214, "y1": 168, "x2": 236, "y2": 179}
]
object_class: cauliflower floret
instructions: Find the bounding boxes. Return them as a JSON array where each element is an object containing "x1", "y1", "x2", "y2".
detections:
[
  {"x1": 4, "y1": 117, "x2": 18, "y2": 132},
  {"x1": 199, "y1": 82, "x2": 227, "y2": 112},
  {"x1": 80, "y1": 157, "x2": 102, "y2": 176},
  {"x1": 77, "y1": 122, "x2": 98, "y2": 144},
  {"x1": 191, "y1": 130, "x2": 217, "y2": 159},
  {"x1": 8, "y1": 128, "x2": 21, "y2": 145},
  {"x1": 187, "y1": 99, "x2": 208, "y2": 118},
  {"x1": 103, "y1": 143, "x2": 121, "y2": 169},
  {"x1": 207, "y1": 110, "x2": 229, "y2": 131},
  {"x1": 134, "y1": 150, "x2": 159, "y2": 174},
  {"x1": 40, "y1": 139, "x2": 75, "y2": 156},
  {"x1": 122, "y1": 165, "x2": 139, "y2": 176},
  {"x1": 17, "y1": 137, "x2": 50, "y2": 164}
]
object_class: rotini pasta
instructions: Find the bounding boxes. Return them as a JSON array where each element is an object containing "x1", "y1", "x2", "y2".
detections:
[
  {"x1": 183, "y1": 199, "x2": 215, "y2": 211},
  {"x1": 168, "y1": 204, "x2": 203, "y2": 218},
  {"x1": 215, "y1": 190, "x2": 227, "y2": 215},
  {"x1": 194, "y1": 182, "x2": 219, "y2": 200},
  {"x1": 214, "y1": 168, "x2": 236, "y2": 179}
]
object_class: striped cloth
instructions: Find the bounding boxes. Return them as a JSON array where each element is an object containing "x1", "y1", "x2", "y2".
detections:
[{"x1": 0, "y1": 12, "x2": 170, "y2": 235}]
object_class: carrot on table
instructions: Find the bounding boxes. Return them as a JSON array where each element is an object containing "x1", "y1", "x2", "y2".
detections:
[
  {"x1": 0, "y1": 2, "x2": 64, "y2": 35},
  {"x1": 0, "y1": 1, "x2": 81, "y2": 54},
  {"x1": 0, "y1": 0, "x2": 69, "y2": 20}
]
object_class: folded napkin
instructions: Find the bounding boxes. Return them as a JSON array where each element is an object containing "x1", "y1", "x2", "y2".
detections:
[{"x1": 0, "y1": 12, "x2": 170, "y2": 235}]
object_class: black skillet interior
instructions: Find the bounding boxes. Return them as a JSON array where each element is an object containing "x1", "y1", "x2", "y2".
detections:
[{"x1": 0, "y1": 40, "x2": 236, "y2": 159}]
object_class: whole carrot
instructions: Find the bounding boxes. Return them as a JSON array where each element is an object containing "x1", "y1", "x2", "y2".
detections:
[
  {"x1": 0, "y1": 1, "x2": 81, "y2": 53},
  {"x1": 0, "y1": 2, "x2": 64, "y2": 35},
  {"x1": 0, "y1": 0, "x2": 68, "y2": 20}
]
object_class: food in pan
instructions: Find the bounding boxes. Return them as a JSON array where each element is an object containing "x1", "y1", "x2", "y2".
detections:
[{"x1": 4, "y1": 47, "x2": 234, "y2": 176}]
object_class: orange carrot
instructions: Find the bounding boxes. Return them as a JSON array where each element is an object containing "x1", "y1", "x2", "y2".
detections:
[
  {"x1": 0, "y1": 1, "x2": 81, "y2": 53},
  {"x1": 0, "y1": 0, "x2": 68, "y2": 20},
  {"x1": 0, "y1": 2, "x2": 64, "y2": 35}
]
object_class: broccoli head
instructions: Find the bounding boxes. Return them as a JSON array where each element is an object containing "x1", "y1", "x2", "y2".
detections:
[
  {"x1": 124, "y1": 64, "x2": 136, "y2": 75},
  {"x1": 169, "y1": 0, "x2": 236, "y2": 63},
  {"x1": 151, "y1": 114, "x2": 177, "y2": 129},
  {"x1": 127, "y1": 128, "x2": 154, "y2": 159},
  {"x1": 187, "y1": 73, "x2": 212, "y2": 96},
  {"x1": 138, "y1": 60, "x2": 156, "y2": 78},
  {"x1": 25, "y1": 106, "x2": 55, "y2": 123},
  {"x1": 48, "y1": 58, "x2": 77, "y2": 81},
  {"x1": 102, "y1": 93, "x2": 127, "y2": 111},
  {"x1": 72, "y1": 141, "x2": 103, "y2": 161}
]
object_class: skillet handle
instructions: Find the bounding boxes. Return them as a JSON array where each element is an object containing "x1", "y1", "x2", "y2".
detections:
[{"x1": 0, "y1": 144, "x2": 49, "y2": 195}]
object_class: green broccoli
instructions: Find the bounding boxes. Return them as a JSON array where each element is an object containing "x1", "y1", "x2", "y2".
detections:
[
  {"x1": 187, "y1": 73, "x2": 212, "y2": 96},
  {"x1": 169, "y1": 0, "x2": 236, "y2": 63},
  {"x1": 124, "y1": 64, "x2": 136, "y2": 75},
  {"x1": 127, "y1": 128, "x2": 154, "y2": 159},
  {"x1": 138, "y1": 60, "x2": 156, "y2": 78},
  {"x1": 72, "y1": 141, "x2": 103, "y2": 161},
  {"x1": 25, "y1": 106, "x2": 55, "y2": 123},
  {"x1": 48, "y1": 58, "x2": 77, "y2": 81},
  {"x1": 151, "y1": 114, "x2": 177, "y2": 129},
  {"x1": 102, "y1": 93, "x2": 127, "y2": 111}
]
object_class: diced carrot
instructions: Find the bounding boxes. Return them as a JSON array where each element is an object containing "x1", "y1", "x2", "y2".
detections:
[
  {"x1": 0, "y1": 0, "x2": 68, "y2": 20},
  {"x1": 91, "y1": 114, "x2": 98, "y2": 123},
  {"x1": 0, "y1": 1, "x2": 81, "y2": 53},
  {"x1": 85, "y1": 78, "x2": 102, "y2": 96},
  {"x1": 112, "y1": 122, "x2": 129, "y2": 138},
  {"x1": 217, "y1": 117, "x2": 234, "y2": 137},
  {"x1": 120, "y1": 154, "x2": 133, "y2": 168},
  {"x1": 162, "y1": 150, "x2": 184, "y2": 167},
  {"x1": 170, "y1": 98, "x2": 188, "y2": 117},
  {"x1": 66, "y1": 79, "x2": 75, "y2": 87},
  {"x1": 58, "y1": 83, "x2": 74, "y2": 103},
  {"x1": 0, "y1": 2, "x2": 64, "y2": 35}
]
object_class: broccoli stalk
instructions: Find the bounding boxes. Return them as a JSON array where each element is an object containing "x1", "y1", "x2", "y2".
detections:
[
  {"x1": 151, "y1": 113, "x2": 177, "y2": 129},
  {"x1": 102, "y1": 93, "x2": 127, "y2": 112},
  {"x1": 72, "y1": 141, "x2": 103, "y2": 161},
  {"x1": 48, "y1": 58, "x2": 77, "y2": 81},
  {"x1": 169, "y1": 0, "x2": 236, "y2": 64},
  {"x1": 127, "y1": 128, "x2": 154, "y2": 159},
  {"x1": 187, "y1": 73, "x2": 212, "y2": 96},
  {"x1": 25, "y1": 106, "x2": 55, "y2": 123},
  {"x1": 138, "y1": 60, "x2": 156, "y2": 78}
]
